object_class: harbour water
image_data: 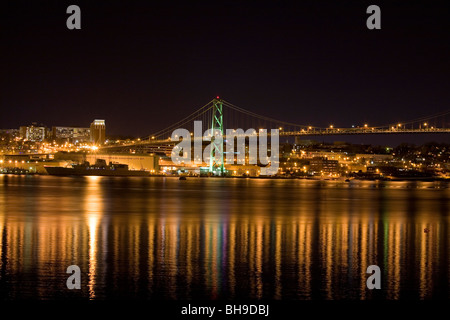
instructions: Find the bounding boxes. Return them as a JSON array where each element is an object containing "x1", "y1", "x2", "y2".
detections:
[{"x1": 0, "y1": 175, "x2": 448, "y2": 300}]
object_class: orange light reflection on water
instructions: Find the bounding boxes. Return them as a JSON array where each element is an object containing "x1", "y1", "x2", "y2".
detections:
[
  {"x1": 85, "y1": 176, "x2": 103, "y2": 300},
  {"x1": 0, "y1": 177, "x2": 448, "y2": 300}
]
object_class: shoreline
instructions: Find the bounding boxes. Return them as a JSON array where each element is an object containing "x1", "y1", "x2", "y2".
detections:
[{"x1": 1, "y1": 172, "x2": 448, "y2": 182}]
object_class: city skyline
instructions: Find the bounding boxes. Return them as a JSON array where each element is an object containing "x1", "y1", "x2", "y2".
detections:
[{"x1": 3, "y1": 102, "x2": 449, "y2": 146}]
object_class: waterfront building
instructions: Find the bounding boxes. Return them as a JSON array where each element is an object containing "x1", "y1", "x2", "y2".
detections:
[
  {"x1": 19, "y1": 124, "x2": 48, "y2": 142},
  {"x1": 90, "y1": 120, "x2": 106, "y2": 145},
  {"x1": 52, "y1": 126, "x2": 91, "y2": 144}
]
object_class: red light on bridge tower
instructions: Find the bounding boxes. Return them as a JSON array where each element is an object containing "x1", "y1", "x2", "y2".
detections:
[{"x1": 216, "y1": 96, "x2": 220, "y2": 100}]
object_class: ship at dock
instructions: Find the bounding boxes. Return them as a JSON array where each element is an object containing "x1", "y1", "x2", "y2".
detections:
[{"x1": 44, "y1": 159, "x2": 150, "y2": 177}]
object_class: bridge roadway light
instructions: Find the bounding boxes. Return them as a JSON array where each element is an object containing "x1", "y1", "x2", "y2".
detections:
[{"x1": 364, "y1": 124, "x2": 368, "y2": 128}]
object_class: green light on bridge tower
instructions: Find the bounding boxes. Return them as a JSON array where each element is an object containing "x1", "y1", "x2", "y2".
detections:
[{"x1": 209, "y1": 98, "x2": 224, "y2": 175}]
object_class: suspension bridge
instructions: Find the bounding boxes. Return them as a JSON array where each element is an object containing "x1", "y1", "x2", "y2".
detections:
[
  {"x1": 104, "y1": 97, "x2": 450, "y2": 143},
  {"x1": 100, "y1": 97, "x2": 450, "y2": 174}
]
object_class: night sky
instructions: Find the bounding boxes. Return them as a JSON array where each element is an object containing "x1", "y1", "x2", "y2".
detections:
[{"x1": 1, "y1": 1, "x2": 449, "y2": 143}]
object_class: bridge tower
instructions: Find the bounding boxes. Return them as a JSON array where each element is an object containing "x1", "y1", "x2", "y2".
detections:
[{"x1": 209, "y1": 97, "x2": 224, "y2": 175}]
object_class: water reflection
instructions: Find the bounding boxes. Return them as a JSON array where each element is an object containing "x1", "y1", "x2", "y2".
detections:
[
  {"x1": 84, "y1": 176, "x2": 103, "y2": 299},
  {"x1": 0, "y1": 175, "x2": 448, "y2": 300}
]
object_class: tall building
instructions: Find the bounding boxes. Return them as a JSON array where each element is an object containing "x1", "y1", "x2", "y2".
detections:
[
  {"x1": 19, "y1": 124, "x2": 48, "y2": 142},
  {"x1": 52, "y1": 126, "x2": 91, "y2": 144},
  {"x1": 90, "y1": 120, "x2": 106, "y2": 145}
]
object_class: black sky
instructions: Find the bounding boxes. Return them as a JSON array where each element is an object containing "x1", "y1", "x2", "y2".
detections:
[{"x1": 1, "y1": 0, "x2": 449, "y2": 141}]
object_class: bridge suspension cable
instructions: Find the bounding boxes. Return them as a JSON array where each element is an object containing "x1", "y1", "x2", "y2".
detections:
[
  {"x1": 143, "y1": 100, "x2": 215, "y2": 140},
  {"x1": 141, "y1": 98, "x2": 449, "y2": 141},
  {"x1": 222, "y1": 100, "x2": 449, "y2": 131},
  {"x1": 221, "y1": 100, "x2": 321, "y2": 130},
  {"x1": 380, "y1": 109, "x2": 450, "y2": 129}
]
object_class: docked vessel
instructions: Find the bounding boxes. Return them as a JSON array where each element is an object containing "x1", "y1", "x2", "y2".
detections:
[{"x1": 44, "y1": 159, "x2": 150, "y2": 177}]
